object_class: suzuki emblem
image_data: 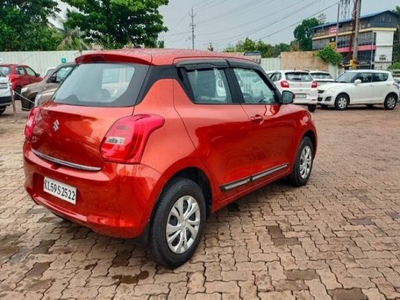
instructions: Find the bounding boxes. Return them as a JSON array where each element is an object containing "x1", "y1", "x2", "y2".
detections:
[{"x1": 53, "y1": 119, "x2": 59, "y2": 132}]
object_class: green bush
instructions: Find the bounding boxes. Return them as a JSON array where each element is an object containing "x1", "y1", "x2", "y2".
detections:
[{"x1": 314, "y1": 47, "x2": 343, "y2": 66}]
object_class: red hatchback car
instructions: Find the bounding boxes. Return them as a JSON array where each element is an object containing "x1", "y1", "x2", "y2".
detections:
[
  {"x1": 23, "y1": 49, "x2": 317, "y2": 268},
  {"x1": 0, "y1": 64, "x2": 42, "y2": 97}
]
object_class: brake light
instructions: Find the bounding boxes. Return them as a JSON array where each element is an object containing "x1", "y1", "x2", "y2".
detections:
[
  {"x1": 24, "y1": 107, "x2": 39, "y2": 141},
  {"x1": 311, "y1": 81, "x2": 318, "y2": 88},
  {"x1": 280, "y1": 80, "x2": 289, "y2": 88},
  {"x1": 100, "y1": 114, "x2": 165, "y2": 164}
]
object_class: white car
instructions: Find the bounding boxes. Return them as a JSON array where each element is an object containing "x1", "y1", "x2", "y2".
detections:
[
  {"x1": 0, "y1": 71, "x2": 12, "y2": 115},
  {"x1": 317, "y1": 70, "x2": 399, "y2": 110},
  {"x1": 269, "y1": 70, "x2": 318, "y2": 112}
]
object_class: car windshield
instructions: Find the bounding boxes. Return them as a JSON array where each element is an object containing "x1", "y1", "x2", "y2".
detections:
[
  {"x1": 52, "y1": 63, "x2": 149, "y2": 107},
  {"x1": 285, "y1": 72, "x2": 312, "y2": 82},
  {"x1": 0, "y1": 71, "x2": 5, "y2": 77},
  {"x1": 335, "y1": 72, "x2": 357, "y2": 83}
]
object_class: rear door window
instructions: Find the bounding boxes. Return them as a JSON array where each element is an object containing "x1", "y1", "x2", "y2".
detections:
[
  {"x1": 187, "y1": 68, "x2": 232, "y2": 104},
  {"x1": 16, "y1": 66, "x2": 26, "y2": 75},
  {"x1": 52, "y1": 63, "x2": 149, "y2": 107}
]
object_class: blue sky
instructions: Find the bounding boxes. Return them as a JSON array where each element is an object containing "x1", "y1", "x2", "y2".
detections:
[{"x1": 159, "y1": 0, "x2": 398, "y2": 50}]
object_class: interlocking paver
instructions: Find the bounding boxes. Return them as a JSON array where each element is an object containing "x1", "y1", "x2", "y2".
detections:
[{"x1": 2, "y1": 102, "x2": 400, "y2": 299}]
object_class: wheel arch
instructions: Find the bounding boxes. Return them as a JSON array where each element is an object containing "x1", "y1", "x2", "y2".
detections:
[
  {"x1": 137, "y1": 166, "x2": 213, "y2": 246},
  {"x1": 303, "y1": 129, "x2": 317, "y2": 157}
]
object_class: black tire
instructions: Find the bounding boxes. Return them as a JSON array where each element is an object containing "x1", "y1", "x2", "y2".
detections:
[
  {"x1": 366, "y1": 104, "x2": 374, "y2": 109},
  {"x1": 289, "y1": 136, "x2": 314, "y2": 187},
  {"x1": 149, "y1": 178, "x2": 206, "y2": 269},
  {"x1": 335, "y1": 93, "x2": 349, "y2": 110},
  {"x1": 384, "y1": 94, "x2": 397, "y2": 110},
  {"x1": 308, "y1": 104, "x2": 317, "y2": 112},
  {"x1": 21, "y1": 96, "x2": 35, "y2": 111},
  {"x1": 0, "y1": 107, "x2": 6, "y2": 115}
]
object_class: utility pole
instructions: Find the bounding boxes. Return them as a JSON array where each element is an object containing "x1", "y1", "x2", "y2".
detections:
[
  {"x1": 189, "y1": 8, "x2": 196, "y2": 49},
  {"x1": 352, "y1": 0, "x2": 362, "y2": 69},
  {"x1": 335, "y1": 2, "x2": 340, "y2": 51}
]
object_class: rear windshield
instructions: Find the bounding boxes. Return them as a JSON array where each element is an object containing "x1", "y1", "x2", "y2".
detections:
[
  {"x1": 311, "y1": 72, "x2": 333, "y2": 80},
  {"x1": 52, "y1": 63, "x2": 149, "y2": 107},
  {"x1": 285, "y1": 72, "x2": 312, "y2": 82},
  {"x1": 0, "y1": 66, "x2": 11, "y2": 76}
]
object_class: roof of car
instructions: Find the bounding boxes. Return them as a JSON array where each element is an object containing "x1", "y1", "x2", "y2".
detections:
[{"x1": 76, "y1": 48, "x2": 255, "y2": 66}]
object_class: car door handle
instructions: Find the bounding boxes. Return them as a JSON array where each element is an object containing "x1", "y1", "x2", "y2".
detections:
[{"x1": 250, "y1": 115, "x2": 264, "y2": 124}]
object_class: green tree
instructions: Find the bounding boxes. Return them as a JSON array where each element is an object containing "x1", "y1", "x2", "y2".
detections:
[
  {"x1": 293, "y1": 18, "x2": 321, "y2": 51},
  {"x1": 0, "y1": 0, "x2": 61, "y2": 51},
  {"x1": 61, "y1": 0, "x2": 168, "y2": 49},
  {"x1": 56, "y1": 20, "x2": 91, "y2": 52},
  {"x1": 271, "y1": 43, "x2": 291, "y2": 57}
]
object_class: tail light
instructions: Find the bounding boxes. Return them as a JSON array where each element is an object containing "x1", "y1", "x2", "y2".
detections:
[
  {"x1": 100, "y1": 114, "x2": 165, "y2": 164},
  {"x1": 311, "y1": 81, "x2": 318, "y2": 88},
  {"x1": 280, "y1": 80, "x2": 289, "y2": 88},
  {"x1": 24, "y1": 107, "x2": 39, "y2": 141}
]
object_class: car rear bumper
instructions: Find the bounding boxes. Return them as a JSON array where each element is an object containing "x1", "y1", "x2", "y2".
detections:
[
  {"x1": 293, "y1": 96, "x2": 317, "y2": 105},
  {"x1": 23, "y1": 142, "x2": 163, "y2": 238},
  {"x1": 0, "y1": 95, "x2": 12, "y2": 107}
]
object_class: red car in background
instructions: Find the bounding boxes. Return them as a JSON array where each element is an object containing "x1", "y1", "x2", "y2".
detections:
[{"x1": 0, "y1": 64, "x2": 42, "y2": 98}]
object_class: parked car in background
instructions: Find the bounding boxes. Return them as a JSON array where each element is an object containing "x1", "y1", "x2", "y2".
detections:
[
  {"x1": 0, "y1": 71, "x2": 12, "y2": 115},
  {"x1": 23, "y1": 49, "x2": 317, "y2": 269},
  {"x1": 269, "y1": 70, "x2": 318, "y2": 112},
  {"x1": 309, "y1": 71, "x2": 334, "y2": 86},
  {"x1": 34, "y1": 87, "x2": 57, "y2": 107},
  {"x1": 317, "y1": 70, "x2": 399, "y2": 110},
  {"x1": 44, "y1": 67, "x2": 56, "y2": 79},
  {"x1": 21, "y1": 62, "x2": 75, "y2": 111},
  {"x1": 0, "y1": 64, "x2": 42, "y2": 99}
]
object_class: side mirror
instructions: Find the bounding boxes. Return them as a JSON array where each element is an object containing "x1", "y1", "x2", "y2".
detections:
[
  {"x1": 49, "y1": 73, "x2": 57, "y2": 83},
  {"x1": 35, "y1": 73, "x2": 40, "y2": 77},
  {"x1": 354, "y1": 79, "x2": 362, "y2": 84},
  {"x1": 281, "y1": 90, "x2": 294, "y2": 104}
]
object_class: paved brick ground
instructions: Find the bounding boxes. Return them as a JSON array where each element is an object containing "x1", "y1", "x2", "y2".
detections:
[{"x1": 1, "y1": 102, "x2": 400, "y2": 300}]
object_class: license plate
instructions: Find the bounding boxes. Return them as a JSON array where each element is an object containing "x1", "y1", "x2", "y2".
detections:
[
  {"x1": 43, "y1": 177, "x2": 77, "y2": 205},
  {"x1": 295, "y1": 93, "x2": 307, "y2": 98},
  {"x1": 0, "y1": 83, "x2": 8, "y2": 89}
]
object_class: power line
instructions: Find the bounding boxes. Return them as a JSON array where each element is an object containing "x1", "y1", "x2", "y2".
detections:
[
  {"x1": 211, "y1": 0, "x2": 322, "y2": 44},
  {"x1": 257, "y1": 1, "x2": 339, "y2": 40}
]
